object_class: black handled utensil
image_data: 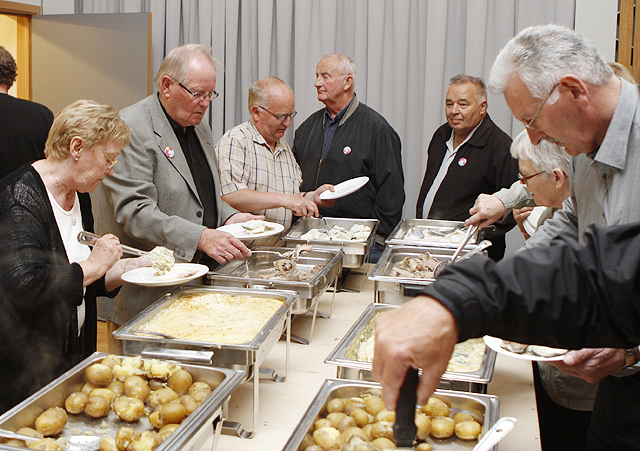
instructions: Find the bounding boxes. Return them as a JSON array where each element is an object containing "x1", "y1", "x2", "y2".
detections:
[{"x1": 393, "y1": 367, "x2": 419, "y2": 449}]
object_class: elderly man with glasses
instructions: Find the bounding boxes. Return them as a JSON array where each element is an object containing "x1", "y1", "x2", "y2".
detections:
[
  {"x1": 215, "y1": 76, "x2": 334, "y2": 229},
  {"x1": 375, "y1": 25, "x2": 640, "y2": 451},
  {"x1": 94, "y1": 44, "x2": 260, "y2": 348}
]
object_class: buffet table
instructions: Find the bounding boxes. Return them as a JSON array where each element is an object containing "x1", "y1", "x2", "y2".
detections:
[{"x1": 99, "y1": 264, "x2": 542, "y2": 450}]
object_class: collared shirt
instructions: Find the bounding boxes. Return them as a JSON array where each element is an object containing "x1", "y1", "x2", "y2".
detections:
[
  {"x1": 323, "y1": 96, "x2": 354, "y2": 159},
  {"x1": 421, "y1": 120, "x2": 483, "y2": 218},
  {"x1": 215, "y1": 120, "x2": 303, "y2": 226},
  {"x1": 161, "y1": 102, "x2": 218, "y2": 229}
]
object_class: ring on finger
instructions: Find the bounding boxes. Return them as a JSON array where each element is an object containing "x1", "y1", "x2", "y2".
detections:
[{"x1": 225, "y1": 251, "x2": 232, "y2": 260}]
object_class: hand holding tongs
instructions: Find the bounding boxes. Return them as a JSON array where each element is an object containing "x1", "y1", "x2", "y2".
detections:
[{"x1": 77, "y1": 231, "x2": 147, "y2": 256}]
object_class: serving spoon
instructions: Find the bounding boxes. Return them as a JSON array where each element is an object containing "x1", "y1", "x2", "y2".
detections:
[{"x1": 0, "y1": 428, "x2": 101, "y2": 451}]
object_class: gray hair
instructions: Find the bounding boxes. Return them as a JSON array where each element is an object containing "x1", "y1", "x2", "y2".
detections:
[
  {"x1": 154, "y1": 44, "x2": 221, "y2": 91},
  {"x1": 247, "y1": 76, "x2": 291, "y2": 113},
  {"x1": 489, "y1": 24, "x2": 613, "y2": 100},
  {"x1": 449, "y1": 74, "x2": 487, "y2": 102},
  {"x1": 322, "y1": 53, "x2": 357, "y2": 78},
  {"x1": 510, "y1": 130, "x2": 572, "y2": 182}
]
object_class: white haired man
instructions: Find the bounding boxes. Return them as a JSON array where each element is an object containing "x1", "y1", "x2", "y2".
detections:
[{"x1": 373, "y1": 25, "x2": 640, "y2": 451}]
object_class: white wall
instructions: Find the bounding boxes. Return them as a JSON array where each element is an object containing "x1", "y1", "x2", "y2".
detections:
[{"x1": 575, "y1": 0, "x2": 618, "y2": 61}]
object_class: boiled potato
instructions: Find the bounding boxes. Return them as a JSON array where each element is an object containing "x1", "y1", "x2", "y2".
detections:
[
  {"x1": 167, "y1": 369, "x2": 193, "y2": 396},
  {"x1": 350, "y1": 408, "x2": 373, "y2": 427},
  {"x1": 81, "y1": 383, "x2": 96, "y2": 395},
  {"x1": 148, "y1": 387, "x2": 179, "y2": 408},
  {"x1": 113, "y1": 396, "x2": 145, "y2": 422},
  {"x1": 371, "y1": 437, "x2": 395, "y2": 449},
  {"x1": 35, "y1": 407, "x2": 67, "y2": 436},
  {"x1": 157, "y1": 429, "x2": 173, "y2": 444},
  {"x1": 363, "y1": 396, "x2": 385, "y2": 417},
  {"x1": 160, "y1": 401, "x2": 187, "y2": 424},
  {"x1": 303, "y1": 446, "x2": 324, "y2": 451},
  {"x1": 415, "y1": 412, "x2": 432, "y2": 440},
  {"x1": 361, "y1": 424, "x2": 373, "y2": 440},
  {"x1": 64, "y1": 391, "x2": 89, "y2": 414},
  {"x1": 85, "y1": 396, "x2": 110, "y2": 418},
  {"x1": 86, "y1": 363, "x2": 114, "y2": 387},
  {"x1": 99, "y1": 436, "x2": 117, "y2": 451},
  {"x1": 17, "y1": 428, "x2": 43, "y2": 440},
  {"x1": 130, "y1": 431, "x2": 159, "y2": 451},
  {"x1": 115, "y1": 426, "x2": 137, "y2": 451},
  {"x1": 369, "y1": 421, "x2": 393, "y2": 440},
  {"x1": 374, "y1": 410, "x2": 395, "y2": 423},
  {"x1": 453, "y1": 412, "x2": 475, "y2": 423},
  {"x1": 159, "y1": 424, "x2": 179, "y2": 434},
  {"x1": 342, "y1": 437, "x2": 376, "y2": 451},
  {"x1": 326, "y1": 397, "x2": 345, "y2": 414},
  {"x1": 89, "y1": 388, "x2": 115, "y2": 405},
  {"x1": 187, "y1": 382, "x2": 211, "y2": 403},
  {"x1": 312, "y1": 426, "x2": 342, "y2": 450},
  {"x1": 326, "y1": 412, "x2": 347, "y2": 428},
  {"x1": 124, "y1": 375, "x2": 150, "y2": 401},
  {"x1": 179, "y1": 395, "x2": 198, "y2": 415},
  {"x1": 430, "y1": 417, "x2": 455, "y2": 439},
  {"x1": 27, "y1": 438, "x2": 61, "y2": 450},
  {"x1": 416, "y1": 443, "x2": 433, "y2": 451},
  {"x1": 101, "y1": 355, "x2": 121, "y2": 369},
  {"x1": 344, "y1": 398, "x2": 366, "y2": 415},
  {"x1": 315, "y1": 418, "x2": 333, "y2": 429},
  {"x1": 108, "y1": 380, "x2": 125, "y2": 398},
  {"x1": 148, "y1": 410, "x2": 164, "y2": 429},
  {"x1": 455, "y1": 420, "x2": 482, "y2": 440},
  {"x1": 341, "y1": 426, "x2": 368, "y2": 444},
  {"x1": 148, "y1": 378, "x2": 165, "y2": 391},
  {"x1": 421, "y1": 397, "x2": 449, "y2": 417}
]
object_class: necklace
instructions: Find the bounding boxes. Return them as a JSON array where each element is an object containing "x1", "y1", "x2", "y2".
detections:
[{"x1": 46, "y1": 160, "x2": 75, "y2": 224}]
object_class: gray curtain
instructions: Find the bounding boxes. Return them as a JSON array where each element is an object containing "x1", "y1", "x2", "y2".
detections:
[{"x1": 77, "y1": 0, "x2": 575, "y2": 219}]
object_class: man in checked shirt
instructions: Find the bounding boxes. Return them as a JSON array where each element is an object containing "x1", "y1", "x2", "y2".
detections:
[{"x1": 215, "y1": 76, "x2": 334, "y2": 229}]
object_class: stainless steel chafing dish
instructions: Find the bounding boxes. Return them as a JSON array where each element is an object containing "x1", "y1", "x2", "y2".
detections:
[
  {"x1": 283, "y1": 217, "x2": 378, "y2": 269},
  {"x1": 206, "y1": 246, "x2": 343, "y2": 345},
  {"x1": 113, "y1": 286, "x2": 297, "y2": 439},
  {"x1": 386, "y1": 218, "x2": 479, "y2": 248},
  {"x1": 0, "y1": 352, "x2": 245, "y2": 451},
  {"x1": 282, "y1": 379, "x2": 500, "y2": 451},
  {"x1": 369, "y1": 245, "x2": 476, "y2": 304},
  {"x1": 325, "y1": 304, "x2": 496, "y2": 393}
]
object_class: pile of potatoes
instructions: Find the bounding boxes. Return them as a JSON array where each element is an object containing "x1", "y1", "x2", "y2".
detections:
[
  {"x1": 5, "y1": 355, "x2": 214, "y2": 451},
  {"x1": 298, "y1": 388, "x2": 483, "y2": 451}
]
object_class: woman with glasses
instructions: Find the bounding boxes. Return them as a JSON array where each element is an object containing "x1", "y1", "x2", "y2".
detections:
[{"x1": 0, "y1": 100, "x2": 149, "y2": 414}]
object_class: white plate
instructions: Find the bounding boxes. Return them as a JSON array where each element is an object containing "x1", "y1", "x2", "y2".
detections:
[
  {"x1": 122, "y1": 263, "x2": 209, "y2": 287},
  {"x1": 522, "y1": 206, "x2": 546, "y2": 236},
  {"x1": 319, "y1": 176, "x2": 369, "y2": 200},
  {"x1": 483, "y1": 336, "x2": 567, "y2": 361},
  {"x1": 217, "y1": 221, "x2": 284, "y2": 239}
]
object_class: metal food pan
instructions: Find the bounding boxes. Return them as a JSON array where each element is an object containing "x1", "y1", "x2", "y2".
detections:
[
  {"x1": 0, "y1": 352, "x2": 245, "y2": 451},
  {"x1": 369, "y1": 245, "x2": 474, "y2": 305},
  {"x1": 282, "y1": 379, "x2": 500, "y2": 451},
  {"x1": 325, "y1": 303, "x2": 496, "y2": 393},
  {"x1": 206, "y1": 246, "x2": 343, "y2": 345},
  {"x1": 206, "y1": 246, "x2": 342, "y2": 315},
  {"x1": 386, "y1": 218, "x2": 479, "y2": 248},
  {"x1": 113, "y1": 286, "x2": 297, "y2": 438},
  {"x1": 283, "y1": 217, "x2": 378, "y2": 268}
]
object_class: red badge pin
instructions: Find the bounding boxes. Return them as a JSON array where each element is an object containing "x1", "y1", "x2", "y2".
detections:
[
  {"x1": 343, "y1": 146, "x2": 352, "y2": 155},
  {"x1": 164, "y1": 147, "x2": 175, "y2": 158},
  {"x1": 458, "y1": 157, "x2": 467, "y2": 167}
]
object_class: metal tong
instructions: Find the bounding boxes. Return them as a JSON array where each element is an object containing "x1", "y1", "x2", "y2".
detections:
[{"x1": 77, "y1": 231, "x2": 147, "y2": 256}]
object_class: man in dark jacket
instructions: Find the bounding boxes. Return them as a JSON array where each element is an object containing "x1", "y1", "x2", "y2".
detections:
[
  {"x1": 293, "y1": 54, "x2": 405, "y2": 239},
  {"x1": 416, "y1": 74, "x2": 518, "y2": 260}
]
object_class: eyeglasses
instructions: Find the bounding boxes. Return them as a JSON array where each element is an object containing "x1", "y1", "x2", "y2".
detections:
[
  {"x1": 518, "y1": 170, "x2": 546, "y2": 184},
  {"x1": 258, "y1": 105, "x2": 297, "y2": 122},
  {"x1": 97, "y1": 146, "x2": 118, "y2": 169},
  {"x1": 173, "y1": 78, "x2": 219, "y2": 102},
  {"x1": 524, "y1": 83, "x2": 559, "y2": 130}
]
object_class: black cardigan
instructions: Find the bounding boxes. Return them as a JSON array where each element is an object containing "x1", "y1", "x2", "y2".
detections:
[{"x1": 0, "y1": 165, "x2": 109, "y2": 413}]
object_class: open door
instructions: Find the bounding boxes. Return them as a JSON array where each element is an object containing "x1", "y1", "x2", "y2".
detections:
[{"x1": 32, "y1": 13, "x2": 152, "y2": 113}]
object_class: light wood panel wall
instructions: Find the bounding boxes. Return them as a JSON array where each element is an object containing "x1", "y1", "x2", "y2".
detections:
[{"x1": 618, "y1": 0, "x2": 640, "y2": 82}]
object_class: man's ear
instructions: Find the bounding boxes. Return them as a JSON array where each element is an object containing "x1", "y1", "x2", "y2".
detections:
[
  {"x1": 344, "y1": 75, "x2": 354, "y2": 92},
  {"x1": 558, "y1": 74, "x2": 589, "y2": 104}
]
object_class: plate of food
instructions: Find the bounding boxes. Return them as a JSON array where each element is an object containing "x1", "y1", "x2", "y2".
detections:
[
  {"x1": 218, "y1": 220, "x2": 284, "y2": 239},
  {"x1": 483, "y1": 335, "x2": 568, "y2": 361},
  {"x1": 319, "y1": 176, "x2": 369, "y2": 200},
  {"x1": 522, "y1": 206, "x2": 546, "y2": 236},
  {"x1": 122, "y1": 263, "x2": 209, "y2": 287}
]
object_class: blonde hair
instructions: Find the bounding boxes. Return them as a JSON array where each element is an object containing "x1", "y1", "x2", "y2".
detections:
[
  {"x1": 45, "y1": 100, "x2": 130, "y2": 160},
  {"x1": 608, "y1": 62, "x2": 636, "y2": 84}
]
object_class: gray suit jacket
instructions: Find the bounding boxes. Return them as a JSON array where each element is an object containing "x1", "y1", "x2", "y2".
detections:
[{"x1": 94, "y1": 94, "x2": 237, "y2": 325}]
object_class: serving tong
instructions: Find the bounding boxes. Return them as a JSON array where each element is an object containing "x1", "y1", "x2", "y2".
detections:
[{"x1": 77, "y1": 231, "x2": 147, "y2": 256}]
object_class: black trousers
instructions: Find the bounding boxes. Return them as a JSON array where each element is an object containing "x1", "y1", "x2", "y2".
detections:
[
  {"x1": 532, "y1": 362, "x2": 592, "y2": 451},
  {"x1": 587, "y1": 372, "x2": 640, "y2": 450}
]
